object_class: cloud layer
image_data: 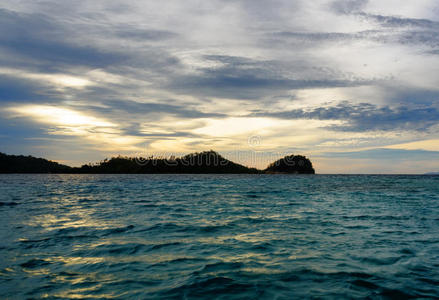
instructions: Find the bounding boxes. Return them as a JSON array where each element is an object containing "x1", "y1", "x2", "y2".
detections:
[{"x1": 1, "y1": 0, "x2": 439, "y2": 172}]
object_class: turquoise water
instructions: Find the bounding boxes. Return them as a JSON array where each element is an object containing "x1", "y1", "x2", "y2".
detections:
[{"x1": 0, "y1": 174, "x2": 438, "y2": 299}]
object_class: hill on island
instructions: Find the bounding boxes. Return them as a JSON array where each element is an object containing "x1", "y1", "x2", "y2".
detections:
[
  {"x1": 0, "y1": 152, "x2": 72, "y2": 173},
  {"x1": 0, "y1": 151, "x2": 315, "y2": 174},
  {"x1": 78, "y1": 151, "x2": 260, "y2": 174},
  {"x1": 265, "y1": 155, "x2": 315, "y2": 174}
]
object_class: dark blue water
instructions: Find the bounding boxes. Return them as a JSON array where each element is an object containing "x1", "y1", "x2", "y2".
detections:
[{"x1": 0, "y1": 174, "x2": 438, "y2": 299}]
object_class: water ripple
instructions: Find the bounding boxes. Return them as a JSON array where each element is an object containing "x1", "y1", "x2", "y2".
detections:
[{"x1": 0, "y1": 174, "x2": 438, "y2": 298}]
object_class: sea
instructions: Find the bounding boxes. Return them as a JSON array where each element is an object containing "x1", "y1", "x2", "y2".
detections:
[{"x1": 0, "y1": 174, "x2": 438, "y2": 299}]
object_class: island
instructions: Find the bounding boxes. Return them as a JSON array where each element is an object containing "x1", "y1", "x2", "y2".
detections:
[
  {"x1": 265, "y1": 155, "x2": 315, "y2": 174},
  {"x1": 0, "y1": 151, "x2": 315, "y2": 174}
]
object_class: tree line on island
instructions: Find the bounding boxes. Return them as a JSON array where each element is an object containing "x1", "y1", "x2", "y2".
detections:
[{"x1": 0, "y1": 151, "x2": 315, "y2": 174}]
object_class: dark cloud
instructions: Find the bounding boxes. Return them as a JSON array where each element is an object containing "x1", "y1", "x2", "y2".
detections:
[
  {"x1": 395, "y1": 31, "x2": 439, "y2": 47},
  {"x1": 250, "y1": 101, "x2": 439, "y2": 132},
  {"x1": 92, "y1": 100, "x2": 227, "y2": 119},
  {"x1": 222, "y1": 0, "x2": 302, "y2": 23},
  {"x1": 266, "y1": 28, "x2": 439, "y2": 51},
  {"x1": 358, "y1": 12, "x2": 439, "y2": 29},
  {"x1": 273, "y1": 31, "x2": 353, "y2": 42},
  {"x1": 113, "y1": 27, "x2": 178, "y2": 41},
  {"x1": 0, "y1": 113, "x2": 46, "y2": 139},
  {"x1": 0, "y1": 75, "x2": 56, "y2": 102},
  {"x1": 168, "y1": 75, "x2": 367, "y2": 100},
  {"x1": 331, "y1": 0, "x2": 368, "y2": 14},
  {"x1": 0, "y1": 8, "x2": 181, "y2": 73},
  {"x1": 167, "y1": 55, "x2": 370, "y2": 99},
  {"x1": 386, "y1": 89, "x2": 439, "y2": 105},
  {"x1": 266, "y1": 30, "x2": 362, "y2": 48},
  {"x1": 0, "y1": 9, "x2": 128, "y2": 69},
  {"x1": 327, "y1": 1, "x2": 439, "y2": 49},
  {"x1": 331, "y1": 0, "x2": 439, "y2": 30}
]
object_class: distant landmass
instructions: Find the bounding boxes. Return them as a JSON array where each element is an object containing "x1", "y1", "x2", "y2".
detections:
[
  {"x1": 265, "y1": 155, "x2": 315, "y2": 174},
  {"x1": 0, "y1": 152, "x2": 72, "y2": 173},
  {"x1": 424, "y1": 172, "x2": 439, "y2": 175},
  {"x1": 0, "y1": 151, "x2": 315, "y2": 174}
]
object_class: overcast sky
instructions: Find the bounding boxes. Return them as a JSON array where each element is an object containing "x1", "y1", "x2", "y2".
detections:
[{"x1": 1, "y1": 0, "x2": 439, "y2": 173}]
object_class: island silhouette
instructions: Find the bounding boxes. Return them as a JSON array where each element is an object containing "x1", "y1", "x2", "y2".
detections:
[{"x1": 0, "y1": 151, "x2": 315, "y2": 174}]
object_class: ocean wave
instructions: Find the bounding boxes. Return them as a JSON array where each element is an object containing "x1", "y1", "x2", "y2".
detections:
[{"x1": 1, "y1": 174, "x2": 438, "y2": 298}]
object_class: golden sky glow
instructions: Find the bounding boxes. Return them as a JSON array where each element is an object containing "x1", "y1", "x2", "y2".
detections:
[{"x1": 9, "y1": 105, "x2": 115, "y2": 127}]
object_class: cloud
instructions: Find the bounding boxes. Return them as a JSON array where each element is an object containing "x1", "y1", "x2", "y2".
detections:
[
  {"x1": 0, "y1": 9, "x2": 128, "y2": 70},
  {"x1": 167, "y1": 55, "x2": 370, "y2": 100},
  {"x1": 267, "y1": 28, "x2": 439, "y2": 50},
  {"x1": 272, "y1": 31, "x2": 354, "y2": 43},
  {"x1": 86, "y1": 99, "x2": 228, "y2": 120},
  {"x1": 250, "y1": 101, "x2": 439, "y2": 132},
  {"x1": 5, "y1": 104, "x2": 145, "y2": 151},
  {"x1": 0, "y1": 75, "x2": 53, "y2": 102},
  {"x1": 113, "y1": 27, "x2": 178, "y2": 41},
  {"x1": 331, "y1": 0, "x2": 369, "y2": 14},
  {"x1": 357, "y1": 12, "x2": 439, "y2": 29},
  {"x1": 331, "y1": 0, "x2": 439, "y2": 29},
  {"x1": 383, "y1": 139, "x2": 439, "y2": 152},
  {"x1": 326, "y1": 1, "x2": 439, "y2": 50},
  {"x1": 0, "y1": 7, "x2": 181, "y2": 73},
  {"x1": 8, "y1": 105, "x2": 116, "y2": 128}
]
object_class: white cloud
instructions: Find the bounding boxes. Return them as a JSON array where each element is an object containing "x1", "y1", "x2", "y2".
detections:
[{"x1": 0, "y1": 68, "x2": 93, "y2": 89}]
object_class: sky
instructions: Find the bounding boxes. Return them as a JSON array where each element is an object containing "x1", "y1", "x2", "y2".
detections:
[{"x1": 1, "y1": 0, "x2": 439, "y2": 173}]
